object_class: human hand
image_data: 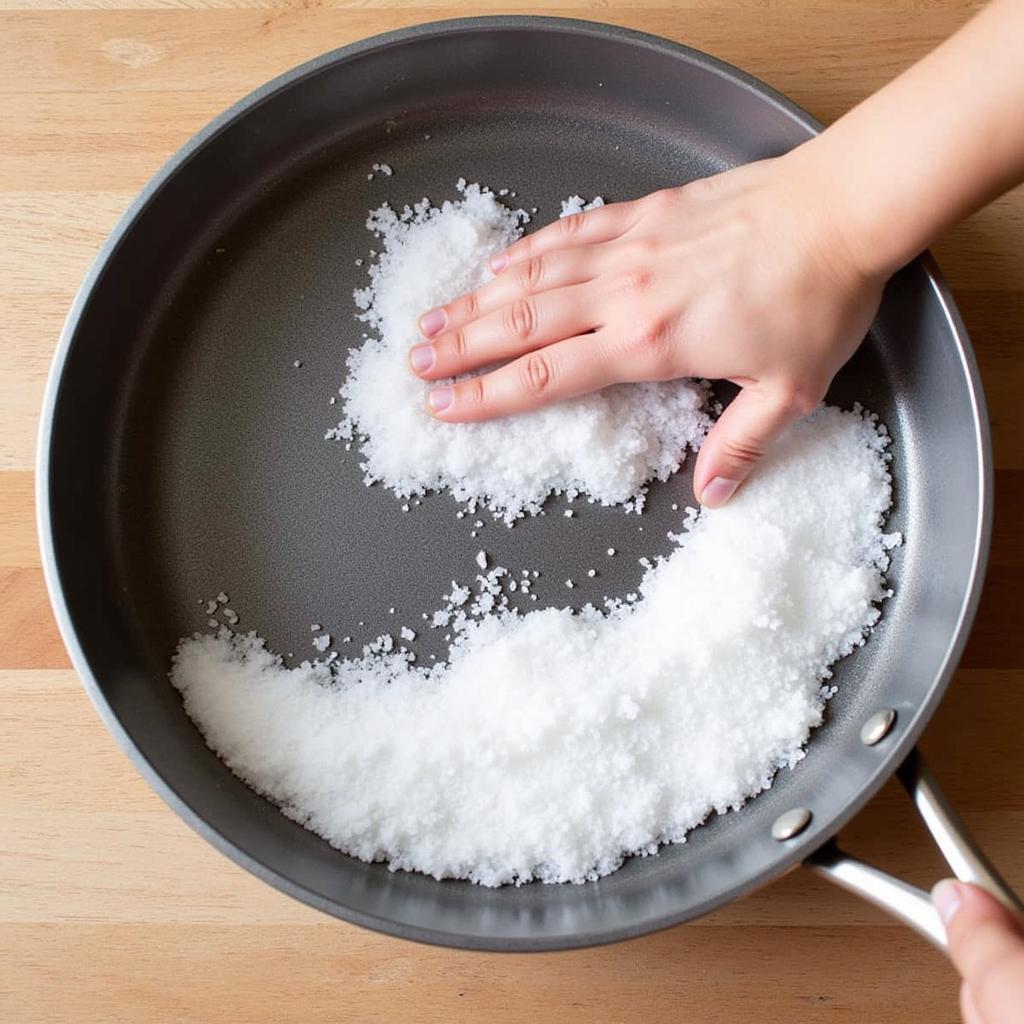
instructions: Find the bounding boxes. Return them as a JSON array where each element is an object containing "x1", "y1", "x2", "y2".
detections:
[
  {"x1": 410, "y1": 154, "x2": 886, "y2": 507},
  {"x1": 934, "y1": 880, "x2": 1024, "y2": 1024}
]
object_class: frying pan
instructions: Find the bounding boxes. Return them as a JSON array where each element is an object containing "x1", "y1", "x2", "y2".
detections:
[{"x1": 38, "y1": 16, "x2": 1021, "y2": 951}]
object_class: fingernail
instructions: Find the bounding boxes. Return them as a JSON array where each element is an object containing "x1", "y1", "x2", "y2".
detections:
[
  {"x1": 409, "y1": 344, "x2": 435, "y2": 373},
  {"x1": 419, "y1": 308, "x2": 446, "y2": 337},
  {"x1": 489, "y1": 252, "x2": 508, "y2": 273},
  {"x1": 932, "y1": 879, "x2": 963, "y2": 927},
  {"x1": 427, "y1": 386, "x2": 454, "y2": 414},
  {"x1": 700, "y1": 477, "x2": 739, "y2": 509}
]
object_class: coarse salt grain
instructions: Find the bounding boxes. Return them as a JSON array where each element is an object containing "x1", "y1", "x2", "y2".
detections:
[
  {"x1": 331, "y1": 182, "x2": 709, "y2": 521},
  {"x1": 171, "y1": 406, "x2": 896, "y2": 888}
]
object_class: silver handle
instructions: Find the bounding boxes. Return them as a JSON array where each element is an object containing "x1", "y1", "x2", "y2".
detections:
[{"x1": 805, "y1": 747, "x2": 1022, "y2": 953}]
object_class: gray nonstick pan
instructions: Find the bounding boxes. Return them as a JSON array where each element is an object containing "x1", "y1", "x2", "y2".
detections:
[{"x1": 38, "y1": 16, "x2": 1021, "y2": 951}]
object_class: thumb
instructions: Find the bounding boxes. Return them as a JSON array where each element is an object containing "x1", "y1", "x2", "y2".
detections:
[
  {"x1": 693, "y1": 383, "x2": 815, "y2": 508},
  {"x1": 933, "y1": 879, "x2": 1024, "y2": 1024}
]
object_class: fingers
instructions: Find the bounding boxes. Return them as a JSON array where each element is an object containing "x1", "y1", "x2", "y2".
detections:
[
  {"x1": 426, "y1": 332, "x2": 616, "y2": 422},
  {"x1": 934, "y1": 880, "x2": 1024, "y2": 1024},
  {"x1": 692, "y1": 382, "x2": 821, "y2": 507},
  {"x1": 417, "y1": 247, "x2": 604, "y2": 350},
  {"x1": 489, "y1": 198, "x2": 642, "y2": 272},
  {"x1": 411, "y1": 283, "x2": 600, "y2": 380}
]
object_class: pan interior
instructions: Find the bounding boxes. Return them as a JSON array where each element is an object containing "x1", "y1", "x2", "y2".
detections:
[{"x1": 44, "y1": 20, "x2": 985, "y2": 949}]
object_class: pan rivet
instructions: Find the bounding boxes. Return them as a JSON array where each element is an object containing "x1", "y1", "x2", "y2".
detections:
[
  {"x1": 771, "y1": 808, "x2": 812, "y2": 841},
  {"x1": 860, "y1": 708, "x2": 897, "y2": 747}
]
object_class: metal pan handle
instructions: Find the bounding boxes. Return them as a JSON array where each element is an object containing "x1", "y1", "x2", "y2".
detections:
[{"x1": 805, "y1": 748, "x2": 1023, "y2": 952}]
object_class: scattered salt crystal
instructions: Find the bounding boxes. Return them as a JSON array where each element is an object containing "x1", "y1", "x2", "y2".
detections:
[
  {"x1": 565, "y1": 579, "x2": 574, "y2": 589},
  {"x1": 293, "y1": 360, "x2": 302, "y2": 368},
  {"x1": 400, "y1": 627, "x2": 416, "y2": 642},
  {"x1": 475, "y1": 551, "x2": 488, "y2": 570},
  {"x1": 560, "y1": 195, "x2": 606, "y2": 217},
  {"x1": 223, "y1": 609, "x2": 239, "y2": 626},
  {"x1": 563, "y1": 510, "x2": 574, "y2": 518},
  {"x1": 607, "y1": 548, "x2": 616, "y2": 556},
  {"x1": 310, "y1": 624, "x2": 322, "y2": 632},
  {"x1": 587, "y1": 570, "x2": 596, "y2": 578},
  {"x1": 312, "y1": 634, "x2": 331, "y2": 653},
  {"x1": 205, "y1": 600, "x2": 218, "y2": 615}
]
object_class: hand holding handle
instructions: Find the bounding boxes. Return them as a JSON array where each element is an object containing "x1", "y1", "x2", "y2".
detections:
[{"x1": 805, "y1": 748, "x2": 1022, "y2": 952}]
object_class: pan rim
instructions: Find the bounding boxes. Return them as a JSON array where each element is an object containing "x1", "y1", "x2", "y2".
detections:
[{"x1": 36, "y1": 14, "x2": 993, "y2": 951}]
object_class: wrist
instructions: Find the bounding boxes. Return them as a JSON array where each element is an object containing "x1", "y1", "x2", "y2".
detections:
[{"x1": 773, "y1": 141, "x2": 900, "y2": 291}]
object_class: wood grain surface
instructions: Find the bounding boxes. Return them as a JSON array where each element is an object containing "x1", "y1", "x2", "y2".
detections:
[{"x1": 2, "y1": 2, "x2": 1022, "y2": 1021}]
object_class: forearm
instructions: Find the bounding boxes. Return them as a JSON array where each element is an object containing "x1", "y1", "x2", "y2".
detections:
[{"x1": 791, "y1": 0, "x2": 1024, "y2": 278}]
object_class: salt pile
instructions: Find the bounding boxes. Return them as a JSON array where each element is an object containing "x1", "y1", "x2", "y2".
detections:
[
  {"x1": 329, "y1": 181, "x2": 709, "y2": 521},
  {"x1": 171, "y1": 406, "x2": 898, "y2": 887}
]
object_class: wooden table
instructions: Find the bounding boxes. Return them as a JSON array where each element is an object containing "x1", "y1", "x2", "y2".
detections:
[{"x1": 2, "y1": 2, "x2": 1021, "y2": 1021}]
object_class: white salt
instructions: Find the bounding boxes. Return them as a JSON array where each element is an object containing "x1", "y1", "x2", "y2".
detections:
[
  {"x1": 559, "y1": 195, "x2": 606, "y2": 217},
  {"x1": 332, "y1": 181, "x2": 709, "y2": 522},
  {"x1": 172, "y1": 407, "x2": 896, "y2": 888}
]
